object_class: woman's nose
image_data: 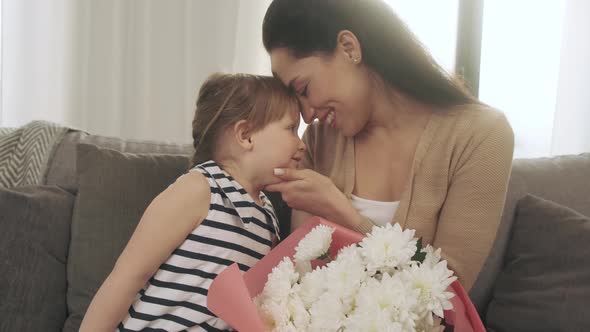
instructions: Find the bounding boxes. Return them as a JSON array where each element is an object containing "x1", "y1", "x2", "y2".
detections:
[{"x1": 301, "y1": 106, "x2": 317, "y2": 124}]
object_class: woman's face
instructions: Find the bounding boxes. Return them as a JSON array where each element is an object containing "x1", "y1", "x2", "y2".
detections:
[{"x1": 270, "y1": 46, "x2": 373, "y2": 137}]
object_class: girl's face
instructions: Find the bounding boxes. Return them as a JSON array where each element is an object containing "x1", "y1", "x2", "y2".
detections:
[
  {"x1": 270, "y1": 46, "x2": 373, "y2": 137},
  {"x1": 251, "y1": 108, "x2": 306, "y2": 183}
]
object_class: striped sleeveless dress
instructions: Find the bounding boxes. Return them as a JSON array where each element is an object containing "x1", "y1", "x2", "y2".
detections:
[{"x1": 118, "y1": 160, "x2": 280, "y2": 331}]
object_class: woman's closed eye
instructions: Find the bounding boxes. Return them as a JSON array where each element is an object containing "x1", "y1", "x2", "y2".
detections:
[{"x1": 299, "y1": 84, "x2": 308, "y2": 98}]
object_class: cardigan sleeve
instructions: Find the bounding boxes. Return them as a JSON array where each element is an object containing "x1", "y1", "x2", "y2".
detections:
[{"x1": 433, "y1": 113, "x2": 514, "y2": 290}]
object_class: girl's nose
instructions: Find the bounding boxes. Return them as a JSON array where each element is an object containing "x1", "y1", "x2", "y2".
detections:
[{"x1": 298, "y1": 140, "x2": 307, "y2": 152}]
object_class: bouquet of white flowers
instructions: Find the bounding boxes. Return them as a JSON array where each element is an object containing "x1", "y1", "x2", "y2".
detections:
[
  {"x1": 208, "y1": 217, "x2": 485, "y2": 332},
  {"x1": 254, "y1": 223, "x2": 456, "y2": 332}
]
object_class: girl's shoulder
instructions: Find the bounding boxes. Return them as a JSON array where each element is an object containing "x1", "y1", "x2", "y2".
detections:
[
  {"x1": 155, "y1": 171, "x2": 211, "y2": 222},
  {"x1": 167, "y1": 171, "x2": 211, "y2": 200}
]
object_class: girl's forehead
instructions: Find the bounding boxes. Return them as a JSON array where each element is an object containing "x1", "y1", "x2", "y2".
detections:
[
  {"x1": 279, "y1": 104, "x2": 300, "y2": 122},
  {"x1": 290, "y1": 103, "x2": 302, "y2": 118}
]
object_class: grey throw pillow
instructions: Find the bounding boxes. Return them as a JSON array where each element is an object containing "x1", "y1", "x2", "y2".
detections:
[
  {"x1": 486, "y1": 194, "x2": 590, "y2": 332},
  {"x1": 0, "y1": 186, "x2": 75, "y2": 332},
  {"x1": 63, "y1": 143, "x2": 190, "y2": 332}
]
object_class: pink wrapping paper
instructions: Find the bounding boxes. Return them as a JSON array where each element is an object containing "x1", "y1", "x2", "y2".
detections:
[{"x1": 208, "y1": 217, "x2": 486, "y2": 332}]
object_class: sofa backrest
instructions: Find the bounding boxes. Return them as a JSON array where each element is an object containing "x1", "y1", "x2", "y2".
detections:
[
  {"x1": 45, "y1": 130, "x2": 590, "y2": 318},
  {"x1": 470, "y1": 153, "x2": 590, "y2": 313},
  {"x1": 45, "y1": 131, "x2": 89, "y2": 192},
  {"x1": 45, "y1": 130, "x2": 193, "y2": 192}
]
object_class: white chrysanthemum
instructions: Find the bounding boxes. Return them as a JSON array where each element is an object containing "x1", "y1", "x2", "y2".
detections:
[
  {"x1": 415, "y1": 315, "x2": 445, "y2": 332},
  {"x1": 421, "y1": 245, "x2": 443, "y2": 268},
  {"x1": 401, "y1": 257, "x2": 457, "y2": 319},
  {"x1": 344, "y1": 308, "x2": 404, "y2": 332},
  {"x1": 287, "y1": 293, "x2": 310, "y2": 330},
  {"x1": 258, "y1": 300, "x2": 290, "y2": 330},
  {"x1": 298, "y1": 267, "x2": 328, "y2": 309},
  {"x1": 352, "y1": 274, "x2": 420, "y2": 331},
  {"x1": 359, "y1": 223, "x2": 418, "y2": 275},
  {"x1": 308, "y1": 292, "x2": 346, "y2": 332},
  {"x1": 274, "y1": 322, "x2": 298, "y2": 332},
  {"x1": 323, "y1": 245, "x2": 367, "y2": 311},
  {"x1": 259, "y1": 257, "x2": 299, "y2": 302},
  {"x1": 294, "y1": 225, "x2": 335, "y2": 263}
]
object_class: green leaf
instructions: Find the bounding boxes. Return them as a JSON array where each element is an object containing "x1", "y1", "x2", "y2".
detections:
[{"x1": 412, "y1": 238, "x2": 427, "y2": 263}]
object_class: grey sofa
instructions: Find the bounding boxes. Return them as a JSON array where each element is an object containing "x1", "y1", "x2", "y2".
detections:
[{"x1": 1, "y1": 129, "x2": 589, "y2": 332}]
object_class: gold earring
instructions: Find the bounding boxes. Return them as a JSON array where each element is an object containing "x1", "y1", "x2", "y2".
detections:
[{"x1": 353, "y1": 57, "x2": 360, "y2": 63}]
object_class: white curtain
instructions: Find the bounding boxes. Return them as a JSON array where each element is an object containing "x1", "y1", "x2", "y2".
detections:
[
  {"x1": 1, "y1": 0, "x2": 271, "y2": 143},
  {"x1": 551, "y1": 0, "x2": 590, "y2": 156},
  {"x1": 479, "y1": 0, "x2": 590, "y2": 158}
]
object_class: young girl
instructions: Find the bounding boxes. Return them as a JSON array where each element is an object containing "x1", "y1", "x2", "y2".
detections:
[{"x1": 80, "y1": 73, "x2": 306, "y2": 331}]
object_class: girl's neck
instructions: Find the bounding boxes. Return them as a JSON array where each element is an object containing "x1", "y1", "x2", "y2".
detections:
[{"x1": 217, "y1": 159, "x2": 264, "y2": 205}]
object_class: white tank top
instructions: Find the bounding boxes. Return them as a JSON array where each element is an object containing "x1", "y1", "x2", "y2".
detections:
[{"x1": 350, "y1": 194, "x2": 399, "y2": 227}]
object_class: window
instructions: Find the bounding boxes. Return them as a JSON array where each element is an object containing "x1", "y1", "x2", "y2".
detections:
[
  {"x1": 386, "y1": 0, "x2": 459, "y2": 73},
  {"x1": 479, "y1": 1, "x2": 566, "y2": 158}
]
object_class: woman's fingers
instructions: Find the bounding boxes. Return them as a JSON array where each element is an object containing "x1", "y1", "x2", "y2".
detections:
[
  {"x1": 264, "y1": 182, "x2": 288, "y2": 192},
  {"x1": 273, "y1": 168, "x2": 306, "y2": 181}
]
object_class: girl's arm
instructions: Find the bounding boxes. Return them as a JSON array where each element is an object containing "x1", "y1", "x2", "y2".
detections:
[{"x1": 79, "y1": 171, "x2": 211, "y2": 332}]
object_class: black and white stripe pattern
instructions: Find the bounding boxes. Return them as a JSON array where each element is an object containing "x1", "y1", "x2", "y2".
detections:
[
  {"x1": 119, "y1": 160, "x2": 280, "y2": 332},
  {"x1": 0, "y1": 121, "x2": 69, "y2": 188}
]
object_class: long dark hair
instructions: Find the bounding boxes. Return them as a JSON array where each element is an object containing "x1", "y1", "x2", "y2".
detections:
[{"x1": 262, "y1": 0, "x2": 477, "y2": 108}]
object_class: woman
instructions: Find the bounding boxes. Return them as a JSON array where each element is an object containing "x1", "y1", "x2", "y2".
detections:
[{"x1": 262, "y1": 0, "x2": 514, "y2": 291}]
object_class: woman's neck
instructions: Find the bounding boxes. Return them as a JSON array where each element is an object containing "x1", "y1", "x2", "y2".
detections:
[{"x1": 357, "y1": 83, "x2": 433, "y2": 143}]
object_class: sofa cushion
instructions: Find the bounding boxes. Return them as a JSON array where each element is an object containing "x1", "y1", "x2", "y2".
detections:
[
  {"x1": 63, "y1": 143, "x2": 191, "y2": 332},
  {"x1": 486, "y1": 194, "x2": 590, "y2": 331},
  {"x1": 471, "y1": 152, "x2": 590, "y2": 313},
  {"x1": 0, "y1": 186, "x2": 75, "y2": 332}
]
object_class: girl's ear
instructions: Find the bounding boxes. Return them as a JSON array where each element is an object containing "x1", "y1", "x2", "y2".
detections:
[{"x1": 233, "y1": 120, "x2": 254, "y2": 150}]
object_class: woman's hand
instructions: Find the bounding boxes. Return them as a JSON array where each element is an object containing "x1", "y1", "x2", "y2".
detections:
[{"x1": 265, "y1": 168, "x2": 363, "y2": 228}]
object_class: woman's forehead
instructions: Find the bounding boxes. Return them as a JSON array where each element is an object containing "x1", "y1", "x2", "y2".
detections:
[{"x1": 270, "y1": 48, "x2": 301, "y2": 85}]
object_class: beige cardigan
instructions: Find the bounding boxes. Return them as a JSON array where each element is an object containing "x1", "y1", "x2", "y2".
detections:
[{"x1": 301, "y1": 105, "x2": 514, "y2": 290}]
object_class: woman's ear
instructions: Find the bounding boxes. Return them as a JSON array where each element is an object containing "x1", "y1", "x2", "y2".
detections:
[
  {"x1": 233, "y1": 120, "x2": 254, "y2": 150},
  {"x1": 336, "y1": 30, "x2": 362, "y2": 64}
]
